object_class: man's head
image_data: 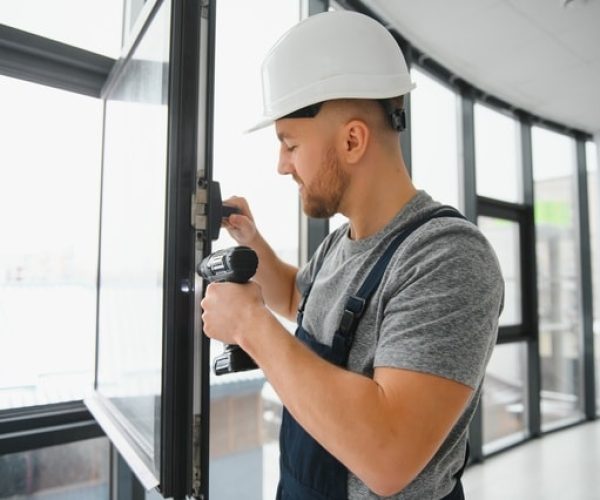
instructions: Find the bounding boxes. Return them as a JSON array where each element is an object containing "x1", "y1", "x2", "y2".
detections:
[{"x1": 250, "y1": 11, "x2": 415, "y2": 219}]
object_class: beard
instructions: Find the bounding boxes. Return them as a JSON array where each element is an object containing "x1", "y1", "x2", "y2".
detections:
[{"x1": 299, "y1": 147, "x2": 349, "y2": 219}]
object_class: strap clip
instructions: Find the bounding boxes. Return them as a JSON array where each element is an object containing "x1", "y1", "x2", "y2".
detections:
[{"x1": 339, "y1": 296, "x2": 367, "y2": 335}]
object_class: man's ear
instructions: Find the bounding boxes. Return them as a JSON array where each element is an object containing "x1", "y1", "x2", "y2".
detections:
[{"x1": 339, "y1": 119, "x2": 369, "y2": 165}]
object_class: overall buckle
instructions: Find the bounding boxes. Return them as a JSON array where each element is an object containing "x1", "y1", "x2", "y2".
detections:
[{"x1": 339, "y1": 296, "x2": 366, "y2": 335}]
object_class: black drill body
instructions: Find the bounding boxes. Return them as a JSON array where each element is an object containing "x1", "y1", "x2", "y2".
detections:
[{"x1": 198, "y1": 246, "x2": 259, "y2": 375}]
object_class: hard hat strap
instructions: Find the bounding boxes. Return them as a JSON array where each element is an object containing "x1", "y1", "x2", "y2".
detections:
[
  {"x1": 378, "y1": 99, "x2": 406, "y2": 132},
  {"x1": 282, "y1": 99, "x2": 406, "y2": 132}
]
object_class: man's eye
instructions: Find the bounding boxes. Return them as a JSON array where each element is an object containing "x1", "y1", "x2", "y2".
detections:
[{"x1": 286, "y1": 144, "x2": 297, "y2": 152}]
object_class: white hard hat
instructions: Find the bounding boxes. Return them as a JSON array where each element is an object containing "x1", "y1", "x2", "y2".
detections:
[{"x1": 247, "y1": 10, "x2": 415, "y2": 133}]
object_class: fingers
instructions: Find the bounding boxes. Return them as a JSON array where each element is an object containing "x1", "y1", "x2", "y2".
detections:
[
  {"x1": 220, "y1": 196, "x2": 258, "y2": 245},
  {"x1": 223, "y1": 196, "x2": 254, "y2": 220}
]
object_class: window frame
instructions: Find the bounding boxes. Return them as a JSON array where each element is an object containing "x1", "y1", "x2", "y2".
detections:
[
  {"x1": 477, "y1": 196, "x2": 534, "y2": 344},
  {"x1": 0, "y1": 401, "x2": 103, "y2": 455},
  {"x1": 0, "y1": 23, "x2": 114, "y2": 97}
]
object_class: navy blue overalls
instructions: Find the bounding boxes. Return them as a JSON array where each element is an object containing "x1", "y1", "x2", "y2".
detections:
[{"x1": 276, "y1": 207, "x2": 470, "y2": 500}]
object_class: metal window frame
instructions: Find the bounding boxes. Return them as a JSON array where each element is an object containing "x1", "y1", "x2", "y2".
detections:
[
  {"x1": 575, "y1": 135, "x2": 596, "y2": 420},
  {"x1": 0, "y1": 401, "x2": 104, "y2": 455},
  {"x1": 477, "y1": 196, "x2": 534, "y2": 343},
  {"x1": 159, "y1": 0, "x2": 204, "y2": 496},
  {"x1": 0, "y1": 23, "x2": 114, "y2": 97},
  {"x1": 519, "y1": 119, "x2": 543, "y2": 439},
  {"x1": 195, "y1": 1, "x2": 217, "y2": 499}
]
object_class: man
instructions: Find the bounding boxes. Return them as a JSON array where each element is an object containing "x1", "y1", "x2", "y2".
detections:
[{"x1": 201, "y1": 10, "x2": 504, "y2": 500}]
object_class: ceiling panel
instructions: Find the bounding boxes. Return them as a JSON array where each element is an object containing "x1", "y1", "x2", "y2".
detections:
[
  {"x1": 365, "y1": 0, "x2": 600, "y2": 134},
  {"x1": 506, "y1": 0, "x2": 600, "y2": 36}
]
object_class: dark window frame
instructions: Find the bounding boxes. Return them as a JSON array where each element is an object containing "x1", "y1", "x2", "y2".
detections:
[
  {"x1": 0, "y1": 23, "x2": 114, "y2": 97},
  {"x1": 0, "y1": 401, "x2": 103, "y2": 455}
]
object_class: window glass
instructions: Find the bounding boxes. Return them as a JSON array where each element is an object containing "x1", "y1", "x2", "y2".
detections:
[
  {"x1": 210, "y1": 1, "x2": 300, "y2": 498},
  {"x1": 0, "y1": 0, "x2": 123, "y2": 58},
  {"x1": 410, "y1": 67, "x2": 460, "y2": 209},
  {"x1": 482, "y1": 342, "x2": 528, "y2": 454},
  {"x1": 0, "y1": 437, "x2": 109, "y2": 498},
  {"x1": 474, "y1": 104, "x2": 522, "y2": 203},
  {"x1": 532, "y1": 126, "x2": 584, "y2": 429},
  {"x1": 95, "y1": 0, "x2": 170, "y2": 473},
  {"x1": 587, "y1": 140, "x2": 600, "y2": 413},
  {"x1": 124, "y1": 0, "x2": 147, "y2": 40},
  {"x1": 478, "y1": 217, "x2": 521, "y2": 326},
  {"x1": 0, "y1": 77, "x2": 102, "y2": 410}
]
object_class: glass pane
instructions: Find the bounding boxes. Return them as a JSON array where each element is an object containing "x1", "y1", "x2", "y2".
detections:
[
  {"x1": 0, "y1": 437, "x2": 109, "y2": 499},
  {"x1": 478, "y1": 217, "x2": 522, "y2": 326},
  {"x1": 210, "y1": 0, "x2": 300, "y2": 498},
  {"x1": 587, "y1": 141, "x2": 600, "y2": 414},
  {"x1": 95, "y1": 1, "x2": 171, "y2": 472},
  {"x1": 482, "y1": 342, "x2": 528, "y2": 454},
  {"x1": 532, "y1": 126, "x2": 584, "y2": 429},
  {"x1": 0, "y1": 77, "x2": 102, "y2": 410},
  {"x1": 410, "y1": 67, "x2": 460, "y2": 209},
  {"x1": 474, "y1": 103, "x2": 522, "y2": 203},
  {"x1": 0, "y1": 0, "x2": 124, "y2": 58}
]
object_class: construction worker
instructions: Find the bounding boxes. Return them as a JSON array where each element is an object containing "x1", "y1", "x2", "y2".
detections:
[{"x1": 201, "y1": 10, "x2": 504, "y2": 500}]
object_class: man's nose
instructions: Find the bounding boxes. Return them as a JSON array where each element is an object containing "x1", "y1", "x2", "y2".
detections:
[{"x1": 277, "y1": 150, "x2": 294, "y2": 176}]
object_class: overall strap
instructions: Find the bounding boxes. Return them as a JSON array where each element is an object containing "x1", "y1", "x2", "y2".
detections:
[{"x1": 337, "y1": 206, "x2": 466, "y2": 338}]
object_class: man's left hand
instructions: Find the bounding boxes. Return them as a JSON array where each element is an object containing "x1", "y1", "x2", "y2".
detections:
[{"x1": 200, "y1": 281, "x2": 267, "y2": 345}]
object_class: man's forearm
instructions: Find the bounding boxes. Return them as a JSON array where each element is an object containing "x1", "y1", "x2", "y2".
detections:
[{"x1": 249, "y1": 233, "x2": 299, "y2": 321}]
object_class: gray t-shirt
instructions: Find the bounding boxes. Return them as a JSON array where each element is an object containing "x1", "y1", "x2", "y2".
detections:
[{"x1": 295, "y1": 191, "x2": 504, "y2": 499}]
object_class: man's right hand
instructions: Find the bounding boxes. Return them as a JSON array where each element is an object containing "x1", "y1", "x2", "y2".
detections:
[
  {"x1": 221, "y1": 195, "x2": 300, "y2": 322},
  {"x1": 222, "y1": 196, "x2": 259, "y2": 247}
]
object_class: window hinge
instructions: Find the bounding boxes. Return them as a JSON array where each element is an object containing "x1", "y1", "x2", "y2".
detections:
[{"x1": 191, "y1": 182, "x2": 208, "y2": 232}]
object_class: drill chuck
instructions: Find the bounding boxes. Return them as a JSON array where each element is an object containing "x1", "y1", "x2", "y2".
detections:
[{"x1": 198, "y1": 246, "x2": 258, "y2": 283}]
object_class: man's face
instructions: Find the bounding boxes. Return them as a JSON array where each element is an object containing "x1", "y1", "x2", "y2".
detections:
[{"x1": 275, "y1": 113, "x2": 349, "y2": 219}]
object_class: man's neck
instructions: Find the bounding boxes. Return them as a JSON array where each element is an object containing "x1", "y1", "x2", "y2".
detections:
[{"x1": 344, "y1": 167, "x2": 417, "y2": 241}]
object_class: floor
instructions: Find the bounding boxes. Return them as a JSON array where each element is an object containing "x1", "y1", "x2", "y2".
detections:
[{"x1": 463, "y1": 420, "x2": 600, "y2": 500}]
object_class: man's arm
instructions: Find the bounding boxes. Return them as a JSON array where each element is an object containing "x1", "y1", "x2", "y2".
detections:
[
  {"x1": 201, "y1": 284, "x2": 472, "y2": 497},
  {"x1": 248, "y1": 232, "x2": 301, "y2": 322},
  {"x1": 222, "y1": 196, "x2": 300, "y2": 321},
  {"x1": 242, "y1": 307, "x2": 471, "y2": 497}
]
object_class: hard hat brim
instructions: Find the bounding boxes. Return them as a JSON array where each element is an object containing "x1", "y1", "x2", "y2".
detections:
[{"x1": 244, "y1": 116, "x2": 275, "y2": 134}]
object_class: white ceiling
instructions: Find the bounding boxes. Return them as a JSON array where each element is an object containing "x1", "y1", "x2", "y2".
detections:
[{"x1": 366, "y1": 0, "x2": 600, "y2": 135}]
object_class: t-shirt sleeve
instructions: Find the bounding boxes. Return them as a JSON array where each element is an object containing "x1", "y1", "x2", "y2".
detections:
[{"x1": 373, "y1": 220, "x2": 505, "y2": 389}]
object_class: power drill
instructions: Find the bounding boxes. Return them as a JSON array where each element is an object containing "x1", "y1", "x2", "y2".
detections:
[{"x1": 198, "y1": 246, "x2": 259, "y2": 375}]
